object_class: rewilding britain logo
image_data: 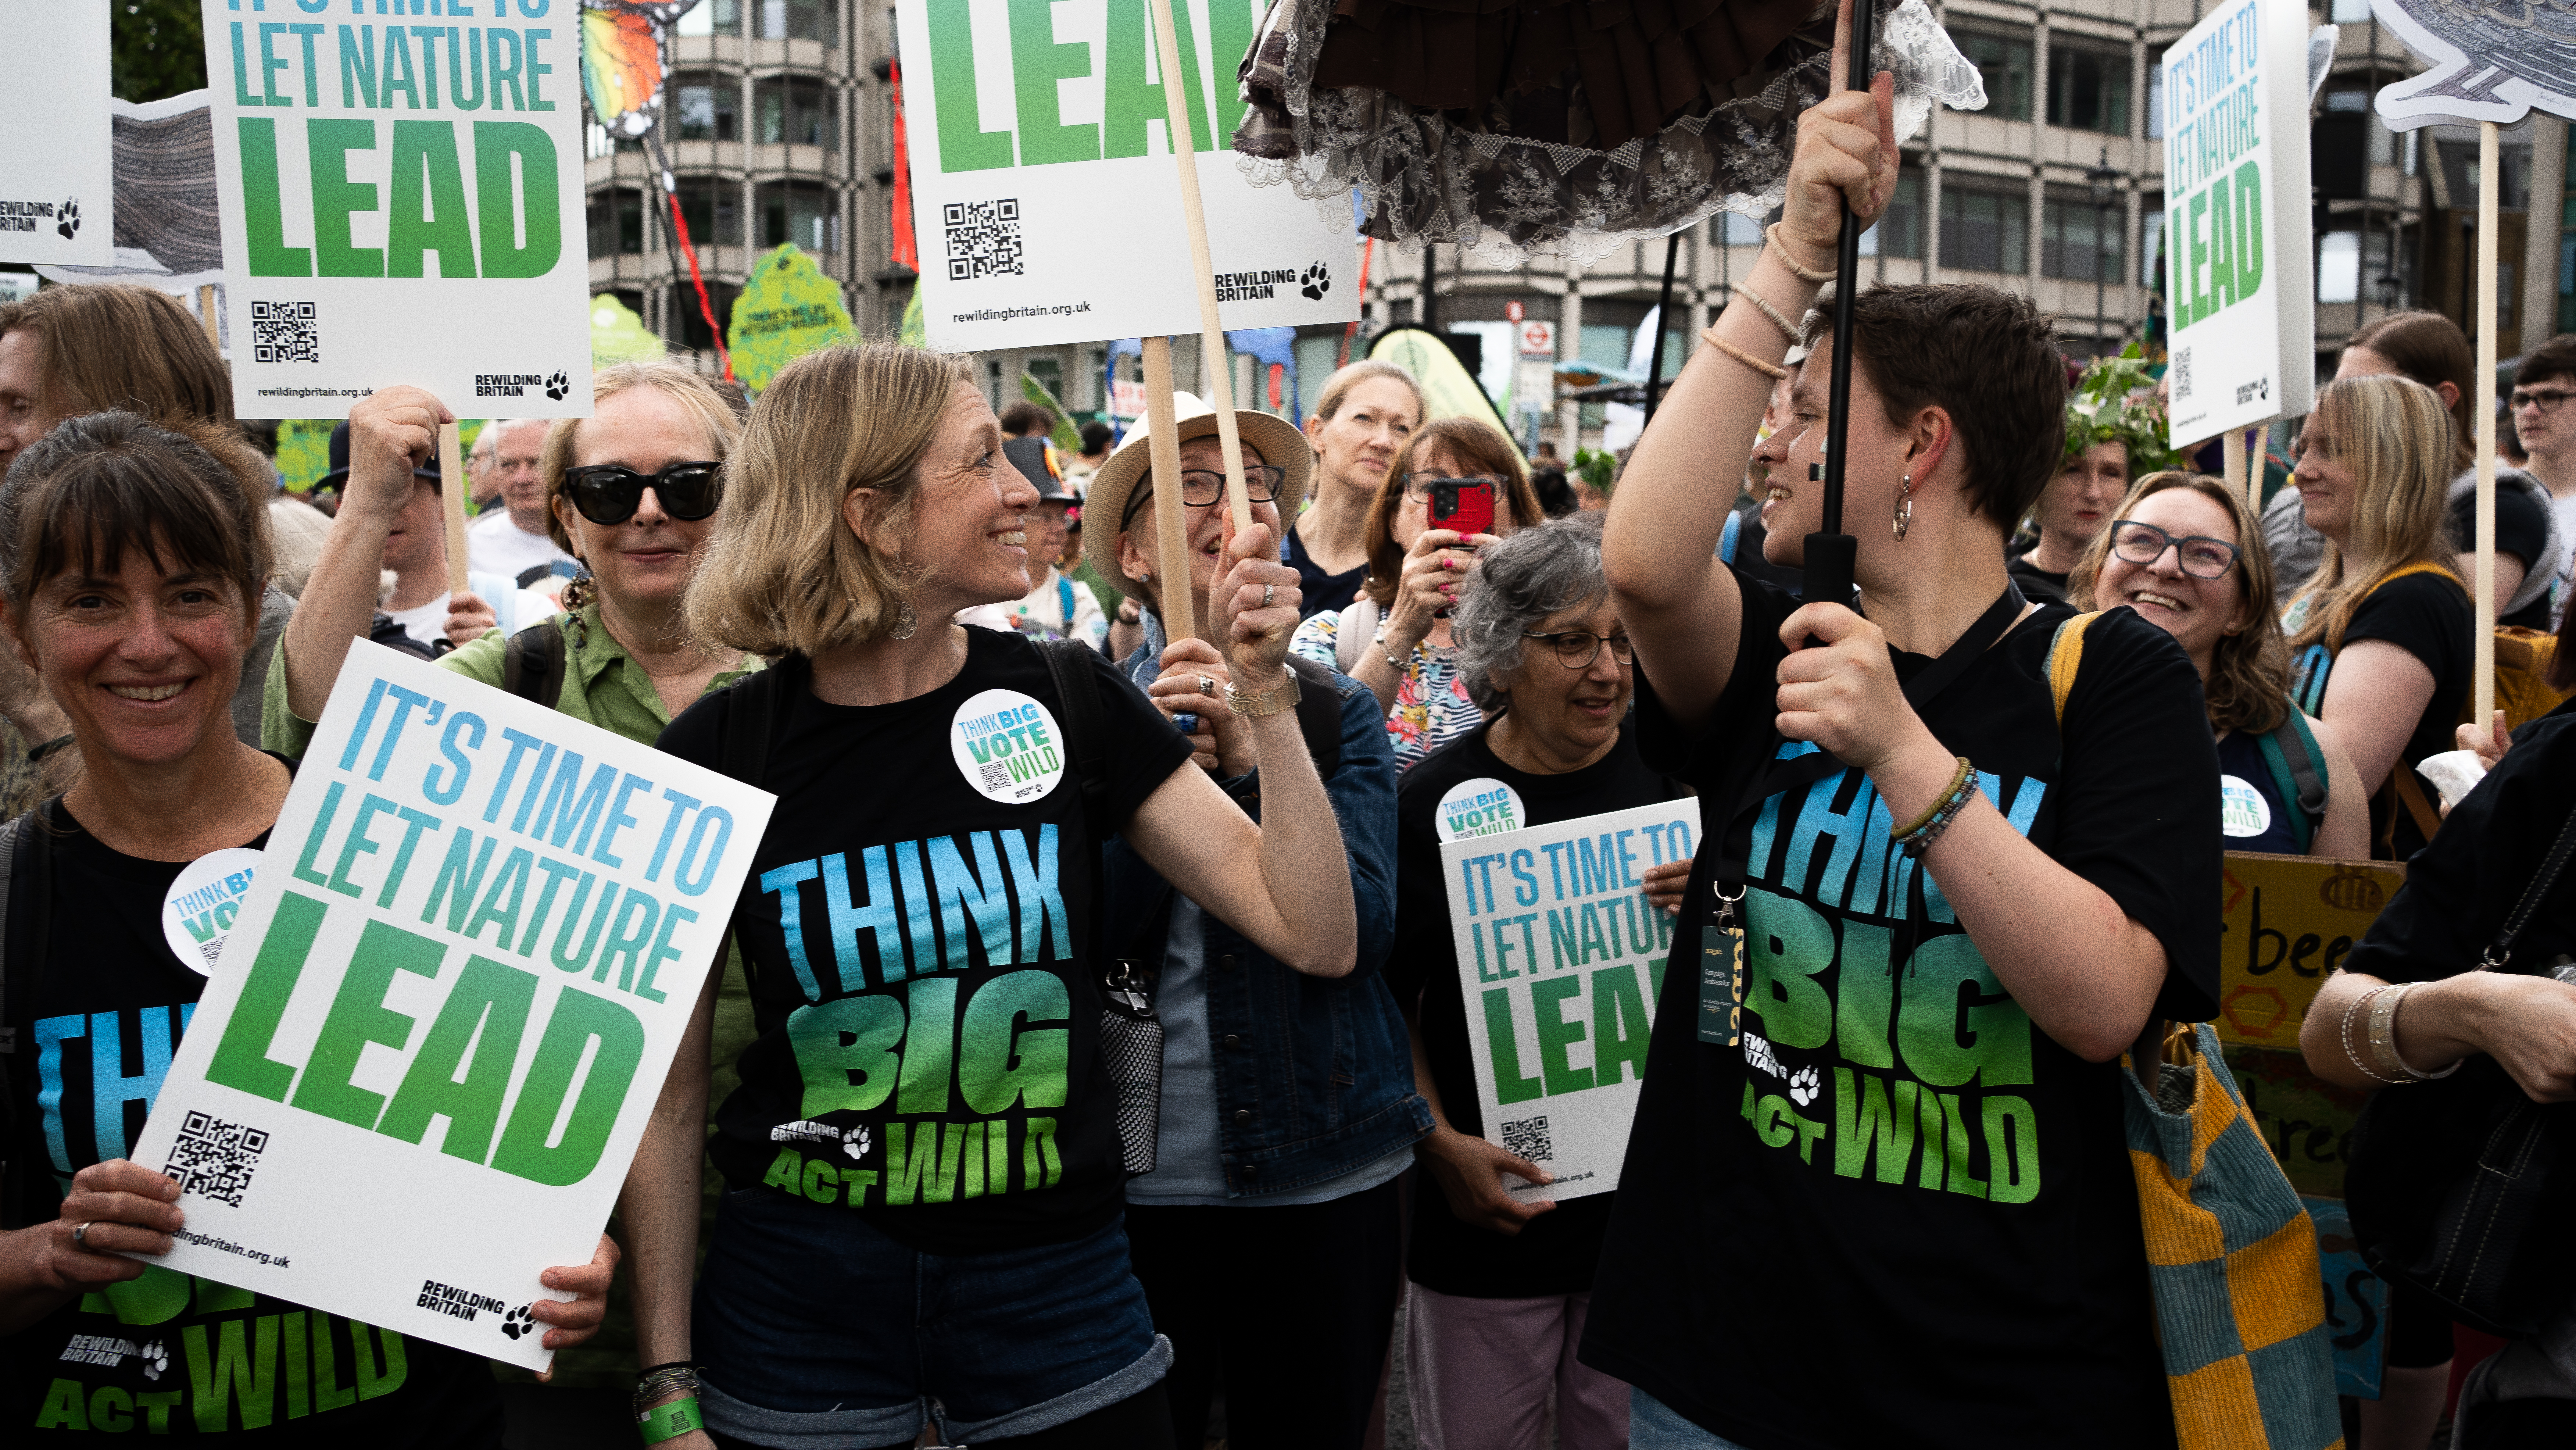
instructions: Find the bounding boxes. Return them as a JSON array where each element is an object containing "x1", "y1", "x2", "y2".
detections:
[
  {"x1": 476, "y1": 370, "x2": 572, "y2": 400},
  {"x1": 1214, "y1": 261, "x2": 1332, "y2": 304},
  {"x1": 418, "y1": 1278, "x2": 540, "y2": 1340}
]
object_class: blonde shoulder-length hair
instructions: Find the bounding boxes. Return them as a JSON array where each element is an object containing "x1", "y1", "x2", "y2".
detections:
[
  {"x1": 2282, "y1": 373, "x2": 2456, "y2": 656},
  {"x1": 2067, "y1": 471, "x2": 2290, "y2": 736},
  {"x1": 684, "y1": 341, "x2": 975, "y2": 656}
]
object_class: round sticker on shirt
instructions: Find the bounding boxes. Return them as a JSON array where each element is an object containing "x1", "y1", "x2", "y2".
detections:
[
  {"x1": 2219, "y1": 775, "x2": 2274, "y2": 838},
  {"x1": 950, "y1": 689, "x2": 1069, "y2": 804},
  {"x1": 1435, "y1": 778, "x2": 1528, "y2": 842},
  {"x1": 161, "y1": 847, "x2": 264, "y2": 976}
]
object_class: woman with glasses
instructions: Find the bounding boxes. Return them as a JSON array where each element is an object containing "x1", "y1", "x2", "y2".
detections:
[
  {"x1": 2068, "y1": 474, "x2": 2370, "y2": 859},
  {"x1": 1082, "y1": 394, "x2": 1427, "y2": 1450},
  {"x1": 1291, "y1": 417, "x2": 1543, "y2": 772},
  {"x1": 2280, "y1": 374, "x2": 2471, "y2": 861},
  {"x1": 1392, "y1": 513, "x2": 1686, "y2": 1450}
]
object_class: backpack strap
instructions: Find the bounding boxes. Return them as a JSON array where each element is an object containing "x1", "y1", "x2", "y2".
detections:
[
  {"x1": 1039, "y1": 639, "x2": 1116, "y2": 833},
  {"x1": 2045, "y1": 611, "x2": 2104, "y2": 726},
  {"x1": 2269, "y1": 706, "x2": 2330, "y2": 846},
  {"x1": 1334, "y1": 597, "x2": 1378, "y2": 675},
  {"x1": 500, "y1": 619, "x2": 570, "y2": 710},
  {"x1": 1719, "y1": 508, "x2": 1742, "y2": 565},
  {"x1": 2252, "y1": 725, "x2": 2316, "y2": 855},
  {"x1": 1057, "y1": 576, "x2": 1077, "y2": 635}
]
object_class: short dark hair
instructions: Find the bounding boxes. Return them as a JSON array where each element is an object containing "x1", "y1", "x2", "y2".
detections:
[
  {"x1": 0, "y1": 283, "x2": 234, "y2": 425},
  {"x1": 997, "y1": 401, "x2": 1053, "y2": 437},
  {"x1": 1803, "y1": 285, "x2": 2067, "y2": 530},
  {"x1": 0, "y1": 411, "x2": 275, "y2": 633},
  {"x1": 2348, "y1": 310, "x2": 2476, "y2": 472},
  {"x1": 1079, "y1": 421, "x2": 1114, "y2": 454},
  {"x1": 2518, "y1": 333, "x2": 2576, "y2": 392}
]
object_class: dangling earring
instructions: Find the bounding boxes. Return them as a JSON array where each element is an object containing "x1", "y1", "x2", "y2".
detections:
[
  {"x1": 1891, "y1": 474, "x2": 1914, "y2": 543},
  {"x1": 890, "y1": 600, "x2": 919, "y2": 640}
]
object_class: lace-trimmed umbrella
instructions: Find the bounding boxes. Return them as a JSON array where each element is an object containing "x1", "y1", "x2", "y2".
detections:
[{"x1": 1232, "y1": 0, "x2": 1983, "y2": 267}]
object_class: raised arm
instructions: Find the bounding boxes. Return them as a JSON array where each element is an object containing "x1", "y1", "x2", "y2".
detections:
[
  {"x1": 1124, "y1": 521, "x2": 1357, "y2": 976},
  {"x1": 1603, "y1": 1, "x2": 1896, "y2": 735},
  {"x1": 279, "y1": 387, "x2": 452, "y2": 723}
]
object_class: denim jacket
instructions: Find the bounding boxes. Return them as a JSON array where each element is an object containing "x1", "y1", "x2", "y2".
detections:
[{"x1": 1103, "y1": 618, "x2": 1431, "y2": 1196}]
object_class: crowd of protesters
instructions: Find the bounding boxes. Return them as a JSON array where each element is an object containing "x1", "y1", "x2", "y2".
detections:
[{"x1": 7, "y1": 53, "x2": 2576, "y2": 1450}]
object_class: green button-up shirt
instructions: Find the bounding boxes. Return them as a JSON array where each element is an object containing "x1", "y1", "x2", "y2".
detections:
[{"x1": 260, "y1": 606, "x2": 764, "y2": 757}]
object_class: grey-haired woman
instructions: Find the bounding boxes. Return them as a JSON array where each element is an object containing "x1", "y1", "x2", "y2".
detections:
[{"x1": 1389, "y1": 514, "x2": 1690, "y2": 1450}]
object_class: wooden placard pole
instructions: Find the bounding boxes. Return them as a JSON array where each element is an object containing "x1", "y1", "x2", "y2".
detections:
[
  {"x1": 2473, "y1": 119, "x2": 2500, "y2": 728},
  {"x1": 1143, "y1": 0, "x2": 1253, "y2": 533},
  {"x1": 2221, "y1": 428, "x2": 2247, "y2": 509},
  {"x1": 195, "y1": 285, "x2": 220, "y2": 351},
  {"x1": 1140, "y1": 338, "x2": 1197, "y2": 643},
  {"x1": 440, "y1": 421, "x2": 469, "y2": 596}
]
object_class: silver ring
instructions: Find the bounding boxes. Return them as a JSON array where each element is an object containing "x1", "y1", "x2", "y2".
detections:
[
  {"x1": 1262, "y1": 583, "x2": 1276, "y2": 610},
  {"x1": 72, "y1": 1222, "x2": 92, "y2": 1248},
  {"x1": 1195, "y1": 674, "x2": 1216, "y2": 698}
]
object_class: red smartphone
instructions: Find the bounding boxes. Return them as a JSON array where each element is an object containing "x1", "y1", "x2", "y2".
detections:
[{"x1": 1428, "y1": 478, "x2": 1495, "y2": 538}]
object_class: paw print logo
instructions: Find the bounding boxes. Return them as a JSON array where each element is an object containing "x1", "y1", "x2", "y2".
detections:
[
  {"x1": 500, "y1": 1304, "x2": 537, "y2": 1341},
  {"x1": 56, "y1": 197, "x2": 78, "y2": 242},
  {"x1": 139, "y1": 1340, "x2": 168, "y2": 1382},
  {"x1": 1787, "y1": 1064, "x2": 1821, "y2": 1107},
  {"x1": 543, "y1": 370, "x2": 571, "y2": 402},
  {"x1": 842, "y1": 1125, "x2": 871, "y2": 1161},
  {"x1": 1299, "y1": 262, "x2": 1330, "y2": 301}
]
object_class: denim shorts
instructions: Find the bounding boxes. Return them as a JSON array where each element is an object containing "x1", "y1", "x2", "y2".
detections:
[
  {"x1": 1629, "y1": 1388, "x2": 1760, "y2": 1450},
  {"x1": 692, "y1": 1189, "x2": 1171, "y2": 1446}
]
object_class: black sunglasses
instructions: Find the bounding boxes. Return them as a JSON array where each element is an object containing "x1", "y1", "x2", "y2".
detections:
[{"x1": 560, "y1": 461, "x2": 725, "y2": 525}]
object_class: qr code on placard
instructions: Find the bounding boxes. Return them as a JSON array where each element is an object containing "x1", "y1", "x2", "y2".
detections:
[
  {"x1": 944, "y1": 199, "x2": 1024, "y2": 282},
  {"x1": 2170, "y1": 346, "x2": 2192, "y2": 401},
  {"x1": 1500, "y1": 1115, "x2": 1553, "y2": 1163},
  {"x1": 250, "y1": 301, "x2": 319, "y2": 364},
  {"x1": 162, "y1": 1111, "x2": 269, "y2": 1207},
  {"x1": 976, "y1": 760, "x2": 1012, "y2": 794}
]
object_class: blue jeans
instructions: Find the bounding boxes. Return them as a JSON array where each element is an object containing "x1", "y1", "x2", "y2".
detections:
[
  {"x1": 1630, "y1": 1388, "x2": 1760, "y2": 1450},
  {"x1": 692, "y1": 1189, "x2": 1170, "y2": 1446}
]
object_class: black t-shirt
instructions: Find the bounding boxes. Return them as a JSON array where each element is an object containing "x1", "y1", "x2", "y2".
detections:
[
  {"x1": 2005, "y1": 549, "x2": 2070, "y2": 604},
  {"x1": 1581, "y1": 575, "x2": 2221, "y2": 1450},
  {"x1": 1393, "y1": 718, "x2": 1689, "y2": 1299},
  {"x1": 1283, "y1": 522, "x2": 1368, "y2": 619},
  {"x1": 2444, "y1": 483, "x2": 2552, "y2": 629},
  {"x1": 2345, "y1": 706, "x2": 2576, "y2": 986},
  {"x1": 4, "y1": 797, "x2": 498, "y2": 1445},
  {"x1": 2287, "y1": 570, "x2": 2472, "y2": 860},
  {"x1": 656, "y1": 629, "x2": 1192, "y2": 1254}
]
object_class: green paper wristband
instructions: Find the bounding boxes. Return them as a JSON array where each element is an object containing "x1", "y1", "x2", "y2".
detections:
[{"x1": 637, "y1": 1394, "x2": 702, "y2": 1445}]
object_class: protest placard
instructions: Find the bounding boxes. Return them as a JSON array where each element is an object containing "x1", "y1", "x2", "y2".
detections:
[
  {"x1": 1438, "y1": 800, "x2": 1697, "y2": 1202},
  {"x1": 2159, "y1": 0, "x2": 2315, "y2": 446},
  {"x1": 728, "y1": 243, "x2": 855, "y2": 394},
  {"x1": 2211, "y1": 851, "x2": 2404, "y2": 1051},
  {"x1": 125, "y1": 641, "x2": 772, "y2": 1369},
  {"x1": 893, "y1": 0, "x2": 1357, "y2": 352},
  {"x1": 192, "y1": 2, "x2": 593, "y2": 419},
  {"x1": 0, "y1": 3, "x2": 112, "y2": 266}
]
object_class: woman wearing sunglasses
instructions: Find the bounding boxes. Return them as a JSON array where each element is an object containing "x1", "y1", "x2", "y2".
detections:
[
  {"x1": 267, "y1": 360, "x2": 757, "y2": 754},
  {"x1": 2068, "y1": 474, "x2": 2370, "y2": 859},
  {"x1": 1290, "y1": 417, "x2": 1543, "y2": 772}
]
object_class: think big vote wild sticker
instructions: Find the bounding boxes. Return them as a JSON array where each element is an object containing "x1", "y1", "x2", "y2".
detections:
[
  {"x1": 951, "y1": 690, "x2": 1068, "y2": 803},
  {"x1": 1435, "y1": 778, "x2": 1528, "y2": 842}
]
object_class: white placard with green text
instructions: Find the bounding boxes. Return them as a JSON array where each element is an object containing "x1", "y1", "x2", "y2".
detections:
[
  {"x1": 0, "y1": 1, "x2": 112, "y2": 265},
  {"x1": 895, "y1": 0, "x2": 1359, "y2": 351},
  {"x1": 2160, "y1": 0, "x2": 2314, "y2": 444},
  {"x1": 1438, "y1": 800, "x2": 1699, "y2": 1202},
  {"x1": 125, "y1": 642, "x2": 772, "y2": 1370},
  {"x1": 193, "y1": 1, "x2": 593, "y2": 419}
]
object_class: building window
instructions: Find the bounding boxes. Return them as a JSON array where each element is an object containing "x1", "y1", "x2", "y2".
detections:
[
  {"x1": 2047, "y1": 38, "x2": 2131, "y2": 135},
  {"x1": 759, "y1": 181, "x2": 838, "y2": 253},
  {"x1": 2318, "y1": 232, "x2": 2360, "y2": 304},
  {"x1": 2042, "y1": 186, "x2": 2124, "y2": 282},
  {"x1": 1079, "y1": 346, "x2": 1108, "y2": 412},
  {"x1": 1719, "y1": 211, "x2": 1764, "y2": 246},
  {"x1": 2141, "y1": 193, "x2": 2164, "y2": 288},
  {"x1": 758, "y1": 0, "x2": 838, "y2": 44},
  {"x1": 2329, "y1": 0, "x2": 2371, "y2": 21},
  {"x1": 1940, "y1": 180, "x2": 2028, "y2": 274},
  {"x1": 586, "y1": 190, "x2": 643, "y2": 257},
  {"x1": 667, "y1": 281, "x2": 740, "y2": 354},
  {"x1": 678, "y1": 0, "x2": 743, "y2": 36},
  {"x1": 1860, "y1": 173, "x2": 1925, "y2": 258},
  {"x1": 677, "y1": 177, "x2": 742, "y2": 247},
  {"x1": 1027, "y1": 356, "x2": 1066, "y2": 409},
  {"x1": 675, "y1": 75, "x2": 739, "y2": 142},
  {"x1": 1948, "y1": 24, "x2": 2033, "y2": 121},
  {"x1": 759, "y1": 77, "x2": 838, "y2": 149},
  {"x1": 2145, "y1": 48, "x2": 2165, "y2": 139}
]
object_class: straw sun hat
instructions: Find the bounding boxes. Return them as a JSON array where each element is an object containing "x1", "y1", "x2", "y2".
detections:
[{"x1": 1079, "y1": 393, "x2": 1311, "y2": 601}]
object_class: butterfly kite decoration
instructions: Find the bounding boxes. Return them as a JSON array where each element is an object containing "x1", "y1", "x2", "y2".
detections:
[{"x1": 577, "y1": 0, "x2": 733, "y2": 379}]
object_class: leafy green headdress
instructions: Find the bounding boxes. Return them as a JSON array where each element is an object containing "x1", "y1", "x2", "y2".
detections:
[{"x1": 2065, "y1": 343, "x2": 2182, "y2": 475}]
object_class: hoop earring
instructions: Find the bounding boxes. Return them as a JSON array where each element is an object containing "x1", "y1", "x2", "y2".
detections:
[
  {"x1": 1892, "y1": 474, "x2": 1914, "y2": 543},
  {"x1": 890, "y1": 600, "x2": 919, "y2": 640}
]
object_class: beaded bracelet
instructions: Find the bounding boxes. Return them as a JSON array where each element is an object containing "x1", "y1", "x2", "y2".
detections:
[
  {"x1": 1738, "y1": 285, "x2": 1804, "y2": 346},
  {"x1": 1892, "y1": 758, "x2": 1978, "y2": 857},
  {"x1": 633, "y1": 1362, "x2": 700, "y2": 1420},
  {"x1": 1765, "y1": 223, "x2": 1838, "y2": 282},
  {"x1": 1702, "y1": 329, "x2": 1791, "y2": 381}
]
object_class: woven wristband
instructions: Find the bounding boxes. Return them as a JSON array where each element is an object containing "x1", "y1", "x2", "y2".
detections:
[{"x1": 637, "y1": 1394, "x2": 703, "y2": 1446}]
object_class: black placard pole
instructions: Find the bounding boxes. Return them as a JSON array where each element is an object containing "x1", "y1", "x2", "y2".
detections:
[
  {"x1": 1644, "y1": 232, "x2": 1680, "y2": 420},
  {"x1": 1803, "y1": 0, "x2": 1875, "y2": 613}
]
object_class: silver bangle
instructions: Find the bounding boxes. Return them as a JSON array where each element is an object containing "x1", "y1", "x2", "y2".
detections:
[
  {"x1": 2368, "y1": 982, "x2": 2463, "y2": 1082},
  {"x1": 1738, "y1": 285, "x2": 1804, "y2": 346},
  {"x1": 2340, "y1": 985, "x2": 2407, "y2": 1085}
]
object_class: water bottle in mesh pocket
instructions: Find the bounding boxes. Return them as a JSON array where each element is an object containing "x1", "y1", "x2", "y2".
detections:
[{"x1": 1099, "y1": 960, "x2": 1162, "y2": 1174}]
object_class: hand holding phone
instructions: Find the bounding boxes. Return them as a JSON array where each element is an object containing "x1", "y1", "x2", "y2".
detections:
[{"x1": 1427, "y1": 478, "x2": 1496, "y2": 539}]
